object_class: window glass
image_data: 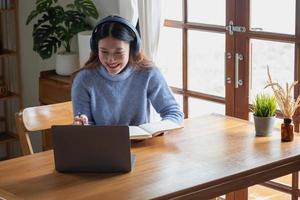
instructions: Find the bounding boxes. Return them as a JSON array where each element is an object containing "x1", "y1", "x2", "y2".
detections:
[
  {"x1": 188, "y1": 30, "x2": 225, "y2": 97},
  {"x1": 188, "y1": 0, "x2": 225, "y2": 26},
  {"x1": 249, "y1": 39, "x2": 294, "y2": 103},
  {"x1": 189, "y1": 97, "x2": 225, "y2": 118},
  {"x1": 157, "y1": 27, "x2": 182, "y2": 88},
  {"x1": 164, "y1": 0, "x2": 182, "y2": 21},
  {"x1": 250, "y1": 0, "x2": 295, "y2": 34}
]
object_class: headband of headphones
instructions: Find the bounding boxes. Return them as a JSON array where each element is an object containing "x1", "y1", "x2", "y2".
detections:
[{"x1": 90, "y1": 15, "x2": 141, "y2": 54}]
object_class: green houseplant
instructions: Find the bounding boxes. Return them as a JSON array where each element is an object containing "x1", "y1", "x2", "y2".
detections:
[
  {"x1": 26, "y1": 0, "x2": 99, "y2": 75},
  {"x1": 252, "y1": 93, "x2": 276, "y2": 136}
]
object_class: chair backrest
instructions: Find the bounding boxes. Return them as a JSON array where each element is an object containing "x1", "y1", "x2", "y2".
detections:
[{"x1": 15, "y1": 101, "x2": 73, "y2": 155}]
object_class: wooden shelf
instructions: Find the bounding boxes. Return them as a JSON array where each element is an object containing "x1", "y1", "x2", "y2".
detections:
[
  {"x1": 0, "y1": 8, "x2": 15, "y2": 13},
  {"x1": 0, "y1": 116, "x2": 6, "y2": 121},
  {"x1": 0, "y1": 132, "x2": 18, "y2": 144},
  {"x1": 40, "y1": 70, "x2": 73, "y2": 84},
  {"x1": 0, "y1": 91, "x2": 19, "y2": 101},
  {"x1": 0, "y1": 49, "x2": 16, "y2": 58},
  {"x1": 0, "y1": 0, "x2": 22, "y2": 160}
]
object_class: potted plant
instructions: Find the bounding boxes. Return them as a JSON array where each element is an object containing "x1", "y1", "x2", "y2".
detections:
[
  {"x1": 26, "y1": 0, "x2": 99, "y2": 75},
  {"x1": 252, "y1": 93, "x2": 276, "y2": 137},
  {"x1": 265, "y1": 66, "x2": 300, "y2": 141}
]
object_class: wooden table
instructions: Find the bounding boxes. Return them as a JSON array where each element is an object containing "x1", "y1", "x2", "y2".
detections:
[{"x1": 1, "y1": 114, "x2": 300, "y2": 200}]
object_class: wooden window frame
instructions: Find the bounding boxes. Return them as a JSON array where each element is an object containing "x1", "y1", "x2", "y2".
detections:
[{"x1": 164, "y1": 0, "x2": 300, "y2": 127}]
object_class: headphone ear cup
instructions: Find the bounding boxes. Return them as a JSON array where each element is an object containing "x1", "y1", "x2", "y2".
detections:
[
  {"x1": 131, "y1": 42, "x2": 137, "y2": 55},
  {"x1": 132, "y1": 36, "x2": 141, "y2": 55},
  {"x1": 90, "y1": 33, "x2": 97, "y2": 52}
]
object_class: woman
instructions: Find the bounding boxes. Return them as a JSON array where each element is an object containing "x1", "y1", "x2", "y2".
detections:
[{"x1": 72, "y1": 15, "x2": 183, "y2": 126}]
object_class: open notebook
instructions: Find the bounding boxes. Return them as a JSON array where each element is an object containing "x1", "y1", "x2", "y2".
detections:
[{"x1": 129, "y1": 120, "x2": 183, "y2": 140}]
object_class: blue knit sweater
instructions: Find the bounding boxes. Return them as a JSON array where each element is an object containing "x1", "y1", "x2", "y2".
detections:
[{"x1": 71, "y1": 65, "x2": 183, "y2": 125}]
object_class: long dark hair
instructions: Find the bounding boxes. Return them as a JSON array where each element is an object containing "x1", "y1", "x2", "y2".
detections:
[{"x1": 82, "y1": 22, "x2": 153, "y2": 70}]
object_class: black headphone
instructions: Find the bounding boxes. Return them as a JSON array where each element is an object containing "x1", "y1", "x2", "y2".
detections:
[{"x1": 90, "y1": 15, "x2": 141, "y2": 54}]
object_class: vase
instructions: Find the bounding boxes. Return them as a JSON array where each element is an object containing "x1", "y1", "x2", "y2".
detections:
[
  {"x1": 55, "y1": 52, "x2": 79, "y2": 76},
  {"x1": 281, "y1": 118, "x2": 294, "y2": 142},
  {"x1": 78, "y1": 31, "x2": 92, "y2": 68}
]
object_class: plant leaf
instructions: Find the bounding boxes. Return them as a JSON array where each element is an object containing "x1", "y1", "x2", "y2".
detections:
[
  {"x1": 32, "y1": 13, "x2": 50, "y2": 31},
  {"x1": 64, "y1": 10, "x2": 91, "y2": 34},
  {"x1": 66, "y1": 4, "x2": 75, "y2": 9},
  {"x1": 33, "y1": 24, "x2": 61, "y2": 59},
  {"x1": 55, "y1": 25, "x2": 67, "y2": 39},
  {"x1": 26, "y1": 10, "x2": 39, "y2": 25},
  {"x1": 74, "y1": 0, "x2": 99, "y2": 19},
  {"x1": 253, "y1": 93, "x2": 276, "y2": 117},
  {"x1": 48, "y1": 6, "x2": 64, "y2": 25},
  {"x1": 36, "y1": 0, "x2": 55, "y2": 12}
]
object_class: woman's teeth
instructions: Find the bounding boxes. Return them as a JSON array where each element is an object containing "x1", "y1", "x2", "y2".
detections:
[{"x1": 108, "y1": 64, "x2": 118, "y2": 68}]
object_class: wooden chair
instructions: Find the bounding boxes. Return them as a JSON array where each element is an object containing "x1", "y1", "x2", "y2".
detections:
[{"x1": 15, "y1": 101, "x2": 73, "y2": 155}]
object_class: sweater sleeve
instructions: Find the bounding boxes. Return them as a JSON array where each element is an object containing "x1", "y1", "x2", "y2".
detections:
[
  {"x1": 147, "y1": 68, "x2": 184, "y2": 124},
  {"x1": 71, "y1": 70, "x2": 95, "y2": 125}
]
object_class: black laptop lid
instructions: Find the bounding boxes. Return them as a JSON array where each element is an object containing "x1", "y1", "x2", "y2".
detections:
[{"x1": 52, "y1": 125, "x2": 132, "y2": 173}]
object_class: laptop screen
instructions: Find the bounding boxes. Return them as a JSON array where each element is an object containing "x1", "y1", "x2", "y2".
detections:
[{"x1": 52, "y1": 125, "x2": 133, "y2": 173}]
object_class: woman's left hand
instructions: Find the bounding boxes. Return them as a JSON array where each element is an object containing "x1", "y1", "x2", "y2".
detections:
[{"x1": 73, "y1": 114, "x2": 89, "y2": 125}]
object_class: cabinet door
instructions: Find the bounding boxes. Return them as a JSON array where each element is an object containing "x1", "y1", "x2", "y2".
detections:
[{"x1": 39, "y1": 78, "x2": 71, "y2": 104}]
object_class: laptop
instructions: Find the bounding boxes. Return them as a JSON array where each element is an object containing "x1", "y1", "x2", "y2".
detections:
[{"x1": 51, "y1": 125, "x2": 135, "y2": 173}]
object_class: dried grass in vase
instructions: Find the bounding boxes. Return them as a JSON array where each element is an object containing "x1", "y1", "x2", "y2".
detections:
[{"x1": 264, "y1": 66, "x2": 300, "y2": 119}]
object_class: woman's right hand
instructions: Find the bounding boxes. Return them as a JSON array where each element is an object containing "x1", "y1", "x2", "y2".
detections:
[{"x1": 73, "y1": 114, "x2": 89, "y2": 125}]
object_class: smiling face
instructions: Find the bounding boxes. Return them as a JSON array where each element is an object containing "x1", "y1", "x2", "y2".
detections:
[{"x1": 98, "y1": 37, "x2": 130, "y2": 75}]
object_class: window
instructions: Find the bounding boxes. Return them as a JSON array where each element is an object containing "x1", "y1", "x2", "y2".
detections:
[{"x1": 158, "y1": 0, "x2": 300, "y2": 123}]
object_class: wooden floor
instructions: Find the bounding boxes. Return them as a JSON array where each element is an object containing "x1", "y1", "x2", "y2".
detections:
[
  {"x1": 249, "y1": 185, "x2": 291, "y2": 200},
  {"x1": 216, "y1": 174, "x2": 297, "y2": 200},
  {"x1": 249, "y1": 174, "x2": 296, "y2": 200}
]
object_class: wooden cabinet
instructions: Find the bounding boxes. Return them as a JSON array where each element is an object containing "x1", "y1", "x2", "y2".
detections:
[
  {"x1": 39, "y1": 70, "x2": 72, "y2": 105},
  {"x1": 0, "y1": 0, "x2": 22, "y2": 159},
  {"x1": 39, "y1": 70, "x2": 71, "y2": 150}
]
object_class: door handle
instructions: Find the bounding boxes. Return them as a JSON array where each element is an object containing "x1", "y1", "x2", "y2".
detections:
[
  {"x1": 226, "y1": 20, "x2": 246, "y2": 35},
  {"x1": 235, "y1": 53, "x2": 243, "y2": 88}
]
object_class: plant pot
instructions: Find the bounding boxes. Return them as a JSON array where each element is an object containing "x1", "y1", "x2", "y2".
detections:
[
  {"x1": 78, "y1": 31, "x2": 92, "y2": 68},
  {"x1": 55, "y1": 52, "x2": 79, "y2": 76},
  {"x1": 253, "y1": 115, "x2": 275, "y2": 137}
]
